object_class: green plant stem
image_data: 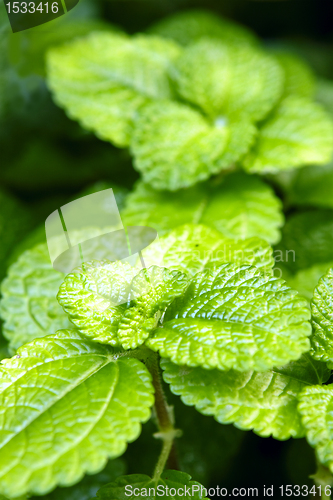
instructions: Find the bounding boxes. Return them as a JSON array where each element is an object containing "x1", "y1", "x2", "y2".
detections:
[{"x1": 146, "y1": 352, "x2": 181, "y2": 480}]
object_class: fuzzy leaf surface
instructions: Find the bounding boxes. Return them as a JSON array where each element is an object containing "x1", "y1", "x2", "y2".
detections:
[
  {"x1": 148, "y1": 9, "x2": 257, "y2": 46},
  {"x1": 0, "y1": 243, "x2": 71, "y2": 353},
  {"x1": 142, "y1": 224, "x2": 274, "y2": 276},
  {"x1": 173, "y1": 40, "x2": 283, "y2": 121},
  {"x1": 298, "y1": 385, "x2": 333, "y2": 473},
  {"x1": 57, "y1": 262, "x2": 188, "y2": 349},
  {"x1": 244, "y1": 97, "x2": 333, "y2": 173},
  {"x1": 47, "y1": 33, "x2": 181, "y2": 147},
  {"x1": 147, "y1": 263, "x2": 311, "y2": 372},
  {"x1": 122, "y1": 173, "x2": 283, "y2": 244},
  {"x1": 0, "y1": 330, "x2": 154, "y2": 498},
  {"x1": 94, "y1": 470, "x2": 207, "y2": 499},
  {"x1": 162, "y1": 354, "x2": 329, "y2": 440},
  {"x1": 130, "y1": 101, "x2": 256, "y2": 191}
]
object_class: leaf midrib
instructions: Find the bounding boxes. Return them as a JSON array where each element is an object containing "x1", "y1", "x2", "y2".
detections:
[{"x1": 0, "y1": 350, "x2": 116, "y2": 454}]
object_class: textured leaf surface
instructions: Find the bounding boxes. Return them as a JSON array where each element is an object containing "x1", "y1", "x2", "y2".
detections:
[
  {"x1": 122, "y1": 172, "x2": 283, "y2": 244},
  {"x1": 58, "y1": 262, "x2": 188, "y2": 349},
  {"x1": 148, "y1": 9, "x2": 257, "y2": 46},
  {"x1": 298, "y1": 385, "x2": 333, "y2": 472},
  {"x1": 142, "y1": 224, "x2": 274, "y2": 276},
  {"x1": 173, "y1": 40, "x2": 283, "y2": 121},
  {"x1": 147, "y1": 263, "x2": 311, "y2": 372},
  {"x1": 0, "y1": 243, "x2": 71, "y2": 353},
  {"x1": 162, "y1": 354, "x2": 329, "y2": 440},
  {"x1": 41, "y1": 459, "x2": 126, "y2": 500},
  {"x1": 130, "y1": 101, "x2": 256, "y2": 191},
  {"x1": 0, "y1": 330, "x2": 154, "y2": 498},
  {"x1": 274, "y1": 52, "x2": 315, "y2": 99},
  {"x1": 244, "y1": 97, "x2": 333, "y2": 173},
  {"x1": 311, "y1": 268, "x2": 333, "y2": 367},
  {"x1": 47, "y1": 33, "x2": 181, "y2": 147},
  {"x1": 95, "y1": 470, "x2": 206, "y2": 499},
  {"x1": 276, "y1": 209, "x2": 333, "y2": 274}
]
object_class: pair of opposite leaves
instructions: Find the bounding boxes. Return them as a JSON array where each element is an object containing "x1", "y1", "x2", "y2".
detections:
[
  {"x1": 57, "y1": 255, "x2": 311, "y2": 373},
  {"x1": 47, "y1": 30, "x2": 333, "y2": 191}
]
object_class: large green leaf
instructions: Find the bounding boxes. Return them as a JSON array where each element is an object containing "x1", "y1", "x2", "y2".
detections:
[
  {"x1": 94, "y1": 470, "x2": 207, "y2": 499},
  {"x1": 47, "y1": 32, "x2": 181, "y2": 147},
  {"x1": 142, "y1": 224, "x2": 274, "y2": 276},
  {"x1": 40, "y1": 459, "x2": 126, "y2": 500},
  {"x1": 148, "y1": 9, "x2": 258, "y2": 47},
  {"x1": 276, "y1": 209, "x2": 333, "y2": 274},
  {"x1": 57, "y1": 262, "x2": 188, "y2": 350},
  {"x1": 311, "y1": 268, "x2": 333, "y2": 367},
  {"x1": 122, "y1": 172, "x2": 283, "y2": 244},
  {"x1": 130, "y1": 101, "x2": 256, "y2": 191},
  {"x1": 298, "y1": 385, "x2": 333, "y2": 473},
  {"x1": 147, "y1": 263, "x2": 311, "y2": 372},
  {"x1": 0, "y1": 330, "x2": 154, "y2": 498},
  {"x1": 162, "y1": 354, "x2": 330, "y2": 440},
  {"x1": 244, "y1": 97, "x2": 333, "y2": 173},
  {"x1": 173, "y1": 40, "x2": 283, "y2": 121},
  {"x1": 0, "y1": 243, "x2": 71, "y2": 353}
]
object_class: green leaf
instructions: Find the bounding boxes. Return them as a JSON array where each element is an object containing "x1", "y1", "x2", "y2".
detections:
[
  {"x1": 173, "y1": 39, "x2": 283, "y2": 121},
  {"x1": 147, "y1": 263, "x2": 311, "y2": 372},
  {"x1": 274, "y1": 52, "x2": 315, "y2": 99},
  {"x1": 298, "y1": 385, "x2": 333, "y2": 473},
  {"x1": 94, "y1": 470, "x2": 207, "y2": 499},
  {"x1": 148, "y1": 9, "x2": 258, "y2": 47},
  {"x1": 142, "y1": 224, "x2": 274, "y2": 276},
  {"x1": 122, "y1": 172, "x2": 283, "y2": 244},
  {"x1": 244, "y1": 97, "x2": 333, "y2": 173},
  {"x1": 130, "y1": 101, "x2": 256, "y2": 191},
  {"x1": 47, "y1": 33, "x2": 181, "y2": 147},
  {"x1": 162, "y1": 354, "x2": 329, "y2": 440},
  {"x1": 0, "y1": 243, "x2": 71, "y2": 353},
  {"x1": 117, "y1": 267, "x2": 189, "y2": 350},
  {"x1": 276, "y1": 209, "x2": 333, "y2": 274},
  {"x1": 40, "y1": 459, "x2": 126, "y2": 500},
  {"x1": 57, "y1": 262, "x2": 188, "y2": 350},
  {"x1": 0, "y1": 330, "x2": 154, "y2": 498},
  {"x1": 310, "y1": 268, "x2": 333, "y2": 367}
]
